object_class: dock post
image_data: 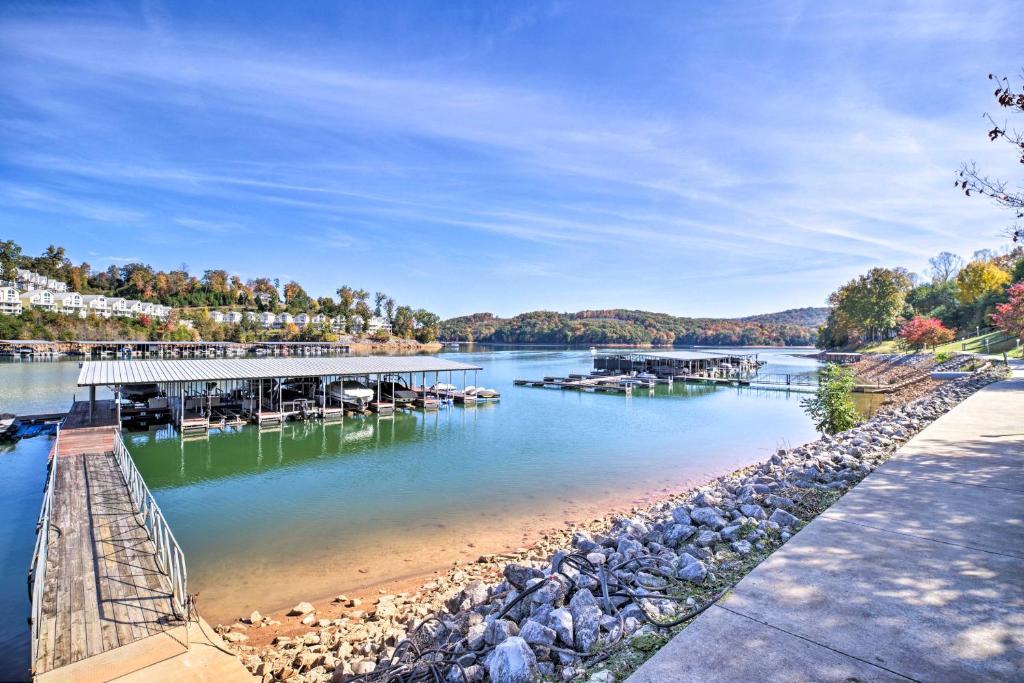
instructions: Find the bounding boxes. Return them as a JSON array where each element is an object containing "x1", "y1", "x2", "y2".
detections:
[{"x1": 89, "y1": 386, "x2": 96, "y2": 423}]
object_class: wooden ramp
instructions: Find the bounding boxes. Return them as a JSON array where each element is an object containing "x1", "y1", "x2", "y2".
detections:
[{"x1": 31, "y1": 422, "x2": 254, "y2": 681}]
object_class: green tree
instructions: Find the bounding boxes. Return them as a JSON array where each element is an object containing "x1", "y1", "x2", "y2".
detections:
[
  {"x1": 336, "y1": 286, "x2": 355, "y2": 332},
  {"x1": 801, "y1": 364, "x2": 860, "y2": 435},
  {"x1": 0, "y1": 239, "x2": 23, "y2": 280}
]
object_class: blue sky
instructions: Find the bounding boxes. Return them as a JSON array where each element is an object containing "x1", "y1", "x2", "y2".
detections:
[{"x1": 0, "y1": 1, "x2": 1019, "y2": 318}]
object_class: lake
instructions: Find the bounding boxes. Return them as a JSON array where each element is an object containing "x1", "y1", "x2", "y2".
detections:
[{"x1": 0, "y1": 346, "x2": 873, "y2": 680}]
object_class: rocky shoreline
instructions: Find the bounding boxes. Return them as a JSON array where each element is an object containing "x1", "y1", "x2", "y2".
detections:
[{"x1": 219, "y1": 365, "x2": 1007, "y2": 683}]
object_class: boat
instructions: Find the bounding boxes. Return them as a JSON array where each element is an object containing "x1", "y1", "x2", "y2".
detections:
[
  {"x1": 473, "y1": 387, "x2": 501, "y2": 400},
  {"x1": 327, "y1": 379, "x2": 374, "y2": 409},
  {"x1": 121, "y1": 383, "x2": 161, "y2": 402},
  {"x1": 378, "y1": 378, "x2": 418, "y2": 406}
]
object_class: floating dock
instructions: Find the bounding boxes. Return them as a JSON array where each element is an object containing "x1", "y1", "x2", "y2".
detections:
[{"x1": 29, "y1": 413, "x2": 251, "y2": 681}]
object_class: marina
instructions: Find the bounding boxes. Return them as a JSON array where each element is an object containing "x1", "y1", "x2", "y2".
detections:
[{"x1": 0, "y1": 348, "x2": 849, "y2": 681}]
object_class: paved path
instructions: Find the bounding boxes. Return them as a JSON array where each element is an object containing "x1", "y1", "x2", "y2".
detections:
[{"x1": 629, "y1": 364, "x2": 1024, "y2": 682}]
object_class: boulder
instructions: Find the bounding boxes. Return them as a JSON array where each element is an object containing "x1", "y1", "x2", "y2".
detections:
[
  {"x1": 504, "y1": 564, "x2": 544, "y2": 591},
  {"x1": 569, "y1": 590, "x2": 602, "y2": 653},
  {"x1": 488, "y1": 636, "x2": 539, "y2": 683},
  {"x1": 690, "y1": 507, "x2": 728, "y2": 531},
  {"x1": 287, "y1": 602, "x2": 315, "y2": 617},
  {"x1": 675, "y1": 553, "x2": 707, "y2": 583},
  {"x1": 739, "y1": 504, "x2": 767, "y2": 520},
  {"x1": 485, "y1": 619, "x2": 519, "y2": 646},
  {"x1": 769, "y1": 509, "x2": 801, "y2": 528},
  {"x1": 548, "y1": 608, "x2": 574, "y2": 646},
  {"x1": 519, "y1": 619, "x2": 557, "y2": 647},
  {"x1": 731, "y1": 540, "x2": 753, "y2": 556}
]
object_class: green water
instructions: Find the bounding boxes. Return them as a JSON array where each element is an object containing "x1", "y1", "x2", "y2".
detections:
[{"x1": 0, "y1": 347, "x2": 873, "y2": 680}]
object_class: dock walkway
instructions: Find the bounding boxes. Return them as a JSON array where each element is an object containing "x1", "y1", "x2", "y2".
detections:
[
  {"x1": 32, "y1": 413, "x2": 252, "y2": 681},
  {"x1": 629, "y1": 363, "x2": 1024, "y2": 682}
]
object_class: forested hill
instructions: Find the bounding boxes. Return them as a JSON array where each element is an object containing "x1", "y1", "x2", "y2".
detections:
[
  {"x1": 439, "y1": 308, "x2": 827, "y2": 346},
  {"x1": 738, "y1": 307, "x2": 829, "y2": 327}
]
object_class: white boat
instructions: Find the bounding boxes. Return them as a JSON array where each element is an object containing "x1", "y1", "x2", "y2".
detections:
[
  {"x1": 590, "y1": 346, "x2": 597, "y2": 355},
  {"x1": 327, "y1": 380, "x2": 374, "y2": 408},
  {"x1": 430, "y1": 382, "x2": 456, "y2": 393},
  {"x1": 474, "y1": 387, "x2": 500, "y2": 399}
]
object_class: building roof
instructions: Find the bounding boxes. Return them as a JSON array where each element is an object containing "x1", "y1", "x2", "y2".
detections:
[
  {"x1": 601, "y1": 350, "x2": 756, "y2": 361},
  {"x1": 77, "y1": 355, "x2": 483, "y2": 386}
]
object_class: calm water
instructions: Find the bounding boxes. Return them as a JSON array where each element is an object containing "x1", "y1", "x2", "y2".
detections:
[{"x1": 0, "y1": 347, "x2": 873, "y2": 680}]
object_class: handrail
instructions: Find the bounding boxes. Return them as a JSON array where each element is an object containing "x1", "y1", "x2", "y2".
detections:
[
  {"x1": 112, "y1": 432, "x2": 189, "y2": 618},
  {"x1": 28, "y1": 423, "x2": 60, "y2": 670}
]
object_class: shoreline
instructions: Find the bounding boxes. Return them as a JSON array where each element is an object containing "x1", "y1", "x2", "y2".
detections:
[{"x1": 219, "y1": 360, "x2": 1007, "y2": 682}]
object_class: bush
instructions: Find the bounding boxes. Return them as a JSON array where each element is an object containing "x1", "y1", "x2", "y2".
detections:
[
  {"x1": 801, "y1": 363, "x2": 860, "y2": 435},
  {"x1": 934, "y1": 350, "x2": 954, "y2": 364}
]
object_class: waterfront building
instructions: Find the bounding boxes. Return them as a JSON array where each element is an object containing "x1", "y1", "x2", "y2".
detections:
[
  {"x1": 139, "y1": 302, "x2": 155, "y2": 316},
  {"x1": 18, "y1": 289, "x2": 55, "y2": 312},
  {"x1": 259, "y1": 311, "x2": 276, "y2": 328},
  {"x1": 277, "y1": 312, "x2": 295, "y2": 327},
  {"x1": 367, "y1": 316, "x2": 392, "y2": 335},
  {"x1": 123, "y1": 300, "x2": 144, "y2": 317},
  {"x1": 15, "y1": 268, "x2": 68, "y2": 293},
  {"x1": 81, "y1": 294, "x2": 111, "y2": 318},
  {"x1": 152, "y1": 304, "x2": 171, "y2": 319},
  {"x1": 312, "y1": 313, "x2": 331, "y2": 326},
  {"x1": 54, "y1": 292, "x2": 85, "y2": 318},
  {"x1": 106, "y1": 297, "x2": 131, "y2": 318},
  {"x1": 245, "y1": 311, "x2": 260, "y2": 324},
  {"x1": 294, "y1": 313, "x2": 311, "y2": 327},
  {"x1": 225, "y1": 311, "x2": 243, "y2": 324},
  {"x1": 210, "y1": 311, "x2": 226, "y2": 324},
  {"x1": 0, "y1": 286, "x2": 23, "y2": 315}
]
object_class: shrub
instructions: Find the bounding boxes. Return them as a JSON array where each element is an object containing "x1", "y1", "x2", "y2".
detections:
[{"x1": 801, "y1": 363, "x2": 860, "y2": 435}]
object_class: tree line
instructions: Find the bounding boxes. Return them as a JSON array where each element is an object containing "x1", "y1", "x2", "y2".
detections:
[
  {"x1": 817, "y1": 247, "x2": 1024, "y2": 349},
  {"x1": 439, "y1": 308, "x2": 826, "y2": 346}
]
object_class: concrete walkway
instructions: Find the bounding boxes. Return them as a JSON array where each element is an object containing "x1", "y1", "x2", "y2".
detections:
[{"x1": 629, "y1": 364, "x2": 1024, "y2": 682}]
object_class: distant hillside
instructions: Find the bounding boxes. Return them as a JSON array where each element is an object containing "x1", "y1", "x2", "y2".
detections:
[
  {"x1": 739, "y1": 307, "x2": 829, "y2": 327},
  {"x1": 439, "y1": 308, "x2": 822, "y2": 346}
]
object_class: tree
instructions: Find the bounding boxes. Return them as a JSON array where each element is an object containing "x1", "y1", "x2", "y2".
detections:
[
  {"x1": 384, "y1": 297, "x2": 396, "y2": 324},
  {"x1": 957, "y1": 72, "x2": 1024, "y2": 242},
  {"x1": 992, "y1": 282, "x2": 1024, "y2": 339},
  {"x1": 0, "y1": 239, "x2": 23, "y2": 280},
  {"x1": 393, "y1": 305, "x2": 414, "y2": 338},
  {"x1": 374, "y1": 291, "x2": 387, "y2": 317},
  {"x1": 898, "y1": 316, "x2": 956, "y2": 350},
  {"x1": 336, "y1": 286, "x2": 355, "y2": 332},
  {"x1": 801, "y1": 364, "x2": 860, "y2": 435},
  {"x1": 928, "y1": 252, "x2": 964, "y2": 283},
  {"x1": 955, "y1": 260, "x2": 1011, "y2": 304},
  {"x1": 413, "y1": 309, "x2": 440, "y2": 343},
  {"x1": 819, "y1": 267, "x2": 912, "y2": 345}
]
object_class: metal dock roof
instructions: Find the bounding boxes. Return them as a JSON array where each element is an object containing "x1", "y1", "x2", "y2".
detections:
[
  {"x1": 600, "y1": 350, "x2": 754, "y2": 361},
  {"x1": 77, "y1": 356, "x2": 483, "y2": 386}
]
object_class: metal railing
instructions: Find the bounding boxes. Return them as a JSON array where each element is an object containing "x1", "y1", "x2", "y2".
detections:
[
  {"x1": 112, "y1": 432, "x2": 189, "y2": 618},
  {"x1": 28, "y1": 424, "x2": 60, "y2": 670}
]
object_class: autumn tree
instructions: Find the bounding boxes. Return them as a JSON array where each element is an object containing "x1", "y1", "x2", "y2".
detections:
[
  {"x1": 898, "y1": 316, "x2": 956, "y2": 350},
  {"x1": 955, "y1": 260, "x2": 1011, "y2": 304},
  {"x1": 374, "y1": 291, "x2": 387, "y2": 317},
  {"x1": 336, "y1": 286, "x2": 355, "y2": 332},
  {"x1": 957, "y1": 72, "x2": 1024, "y2": 241},
  {"x1": 992, "y1": 282, "x2": 1024, "y2": 339}
]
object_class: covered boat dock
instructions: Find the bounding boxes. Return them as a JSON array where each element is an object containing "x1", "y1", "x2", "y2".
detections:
[
  {"x1": 594, "y1": 350, "x2": 762, "y2": 380},
  {"x1": 75, "y1": 356, "x2": 483, "y2": 434}
]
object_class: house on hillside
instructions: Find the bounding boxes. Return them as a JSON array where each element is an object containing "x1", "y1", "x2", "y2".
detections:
[
  {"x1": 81, "y1": 295, "x2": 110, "y2": 318},
  {"x1": 0, "y1": 286, "x2": 23, "y2": 315},
  {"x1": 259, "y1": 311, "x2": 276, "y2": 328},
  {"x1": 19, "y1": 289, "x2": 55, "y2": 311},
  {"x1": 54, "y1": 292, "x2": 84, "y2": 318},
  {"x1": 224, "y1": 311, "x2": 243, "y2": 324},
  {"x1": 294, "y1": 313, "x2": 311, "y2": 327},
  {"x1": 276, "y1": 312, "x2": 294, "y2": 327}
]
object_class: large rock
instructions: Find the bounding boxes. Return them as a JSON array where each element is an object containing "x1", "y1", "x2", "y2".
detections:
[
  {"x1": 769, "y1": 509, "x2": 801, "y2": 528},
  {"x1": 569, "y1": 590, "x2": 602, "y2": 653},
  {"x1": 740, "y1": 503, "x2": 767, "y2": 520},
  {"x1": 675, "y1": 553, "x2": 707, "y2": 583},
  {"x1": 287, "y1": 602, "x2": 315, "y2": 616},
  {"x1": 504, "y1": 564, "x2": 544, "y2": 591},
  {"x1": 528, "y1": 576, "x2": 570, "y2": 606},
  {"x1": 548, "y1": 607, "x2": 574, "y2": 646},
  {"x1": 488, "y1": 636, "x2": 539, "y2": 683},
  {"x1": 663, "y1": 523, "x2": 696, "y2": 547},
  {"x1": 671, "y1": 507, "x2": 692, "y2": 525},
  {"x1": 519, "y1": 619, "x2": 557, "y2": 646},
  {"x1": 690, "y1": 507, "x2": 728, "y2": 530},
  {"x1": 484, "y1": 618, "x2": 519, "y2": 646}
]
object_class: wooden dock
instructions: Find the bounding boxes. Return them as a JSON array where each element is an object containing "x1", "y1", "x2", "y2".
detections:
[{"x1": 30, "y1": 416, "x2": 253, "y2": 681}]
